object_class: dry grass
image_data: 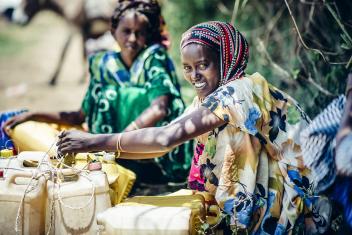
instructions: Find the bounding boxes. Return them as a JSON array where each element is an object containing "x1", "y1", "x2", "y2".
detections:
[{"x1": 0, "y1": 11, "x2": 86, "y2": 112}]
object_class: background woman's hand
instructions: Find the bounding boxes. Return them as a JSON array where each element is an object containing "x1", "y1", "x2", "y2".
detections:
[
  {"x1": 57, "y1": 130, "x2": 96, "y2": 154},
  {"x1": 2, "y1": 112, "x2": 33, "y2": 135}
]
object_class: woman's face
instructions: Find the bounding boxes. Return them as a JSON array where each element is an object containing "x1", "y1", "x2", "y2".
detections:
[
  {"x1": 181, "y1": 44, "x2": 220, "y2": 99},
  {"x1": 113, "y1": 11, "x2": 149, "y2": 62}
]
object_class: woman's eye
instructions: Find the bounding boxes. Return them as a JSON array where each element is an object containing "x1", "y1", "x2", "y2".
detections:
[
  {"x1": 123, "y1": 29, "x2": 131, "y2": 35},
  {"x1": 183, "y1": 66, "x2": 191, "y2": 72},
  {"x1": 199, "y1": 64, "x2": 207, "y2": 70}
]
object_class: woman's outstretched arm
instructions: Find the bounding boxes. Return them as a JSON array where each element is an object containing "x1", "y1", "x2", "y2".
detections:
[
  {"x1": 3, "y1": 110, "x2": 85, "y2": 134},
  {"x1": 57, "y1": 106, "x2": 226, "y2": 157}
]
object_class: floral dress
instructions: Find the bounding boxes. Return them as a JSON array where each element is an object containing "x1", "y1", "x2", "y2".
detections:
[{"x1": 187, "y1": 73, "x2": 329, "y2": 234}]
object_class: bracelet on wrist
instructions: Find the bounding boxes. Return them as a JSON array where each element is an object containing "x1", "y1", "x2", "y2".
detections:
[{"x1": 116, "y1": 133, "x2": 124, "y2": 153}]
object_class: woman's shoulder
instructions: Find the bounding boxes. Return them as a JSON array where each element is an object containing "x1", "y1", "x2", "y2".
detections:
[
  {"x1": 226, "y1": 72, "x2": 266, "y2": 89},
  {"x1": 140, "y1": 44, "x2": 176, "y2": 74},
  {"x1": 246, "y1": 72, "x2": 266, "y2": 80},
  {"x1": 88, "y1": 50, "x2": 120, "y2": 64},
  {"x1": 143, "y1": 44, "x2": 170, "y2": 62},
  {"x1": 225, "y1": 72, "x2": 289, "y2": 102},
  {"x1": 147, "y1": 43, "x2": 168, "y2": 54},
  {"x1": 88, "y1": 50, "x2": 125, "y2": 75}
]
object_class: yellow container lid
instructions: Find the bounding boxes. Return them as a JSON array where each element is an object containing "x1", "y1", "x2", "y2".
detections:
[{"x1": 0, "y1": 149, "x2": 14, "y2": 158}]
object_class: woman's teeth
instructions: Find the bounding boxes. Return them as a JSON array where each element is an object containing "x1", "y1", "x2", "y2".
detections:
[{"x1": 194, "y1": 82, "x2": 206, "y2": 89}]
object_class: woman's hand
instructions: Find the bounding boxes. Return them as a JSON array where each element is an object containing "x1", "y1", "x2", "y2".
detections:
[
  {"x1": 57, "y1": 130, "x2": 97, "y2": 154},
  {"x1": 2, "y1": 112, "x2": 33, "y2": 135}
]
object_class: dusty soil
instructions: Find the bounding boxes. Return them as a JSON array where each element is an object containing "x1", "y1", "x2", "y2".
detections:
[
  {"x1": 0, "y1": 10, "x2": 196, "y2": 114},
  {"x1": 0, "y1": 12, "x2": 86, "y2": 112}
]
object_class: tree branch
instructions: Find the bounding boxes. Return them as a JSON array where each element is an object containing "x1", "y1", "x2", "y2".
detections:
[
  {"x1": 217, "y1": 2, "x2": 231, "y2": 16},
  {"x1": 324, "y1": 1, "x2": 352, "y2": 45},
  {"x1": 302, "y1": 74, "x2": 335, "y2": 96},
  {"x1": 231, "y1": 0, "x2": 240, "y2": 25},
  {"x1": 284, "y1": 0, "x2": 329, "y2": 62},
  {"x1": 256, "y1": 38, "x2": 297, "y2": 86}
]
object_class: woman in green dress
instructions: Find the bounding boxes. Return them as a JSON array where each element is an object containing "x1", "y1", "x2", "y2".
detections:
[{"x1": 3, "y1": 0, "x2": 193, "y2": 188}]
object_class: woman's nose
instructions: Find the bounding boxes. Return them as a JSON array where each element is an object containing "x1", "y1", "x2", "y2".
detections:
[
  {"x1": 191, "y1": 70, "x2": 201, "y2": 81},
  {"x1": 128, "y1": 33, "x2": 137, "y2": 42}
]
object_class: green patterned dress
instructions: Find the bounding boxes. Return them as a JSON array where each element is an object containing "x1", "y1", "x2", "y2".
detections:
[{"x1": 81, "y1": 44, "x2": 193, "y2": 183}]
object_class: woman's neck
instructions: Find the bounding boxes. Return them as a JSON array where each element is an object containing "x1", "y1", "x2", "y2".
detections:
[
  {"x1": 197, "y1": 96, "x2": 205, "y2": 103},
  {"x1": 120, "y1": 52, "x2": 134, "y2": 68}
]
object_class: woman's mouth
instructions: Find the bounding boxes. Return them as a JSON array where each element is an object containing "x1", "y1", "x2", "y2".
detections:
[
  {"x1": 194, "y1": 82, "x2": 206, "y2": 89},
  {"x1": 125, "y1": 43, "x2": 138, "y2": 50}
]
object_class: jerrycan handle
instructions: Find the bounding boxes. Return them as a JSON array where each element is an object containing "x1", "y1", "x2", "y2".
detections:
[{"x1": 5, "y1": 171, "x2": 35, "y2": 186}]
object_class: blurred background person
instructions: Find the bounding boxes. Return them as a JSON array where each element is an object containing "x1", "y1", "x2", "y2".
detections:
[{"x1": 301, "y1": 73, "x2": 352, "y2": 233}]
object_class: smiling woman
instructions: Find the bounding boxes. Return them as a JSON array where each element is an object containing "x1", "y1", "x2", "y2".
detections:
[
  {"x1": 181, "y1": 43, "x2": 220, "y2": 100},
  {"x1": 57, "y1": 21, "x2": 331, "y2": 234}
]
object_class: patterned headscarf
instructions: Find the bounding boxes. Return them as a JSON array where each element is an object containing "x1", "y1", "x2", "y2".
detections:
[{"x1": 180, "y1": 21, "x2": 249, "y2": 85}]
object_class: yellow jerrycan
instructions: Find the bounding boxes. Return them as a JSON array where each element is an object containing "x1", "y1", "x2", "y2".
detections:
[
  {"x1": 96, "y1": 205, "x2": 192, "y2": 235},
  {"x1": 0, "y1": 171, "x2": 47, "y2": 235},
  {"x1": 10, "y1": 121, "x2": 81, "y2": 157},
  {"x1": 74, "y1": 153, "x2": 136, "y2": 205},
  {"x1": 45, "y1": 170, "x2": 111, "y2": 235},
  {"x1": 9, "y1": 121, "x2": 59, "y2": 156},
  {"x1": 115, "y1": 194, "x2": 206, "y2": 234}
]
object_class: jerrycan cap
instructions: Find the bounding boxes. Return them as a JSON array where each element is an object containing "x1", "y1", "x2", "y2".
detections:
[
  {"x1": 0, "y1": 148, "x2": 14, "y2": 158},
  {"x1": 88, "y1": 161, "x2": 102, "y2": 171},
  {"x1": 103, "y1": 152, "x2": 116, "y2": 162}
]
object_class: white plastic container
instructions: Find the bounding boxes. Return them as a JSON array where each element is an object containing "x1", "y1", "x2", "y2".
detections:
[
  {"x1": 96, "y1": 205, "x2": 192, "y2": 235},
  {"x1": 74, "y1": 153, "x2": 136, "y2": 205},
  {"x1": 0, "y1": 171, "x2": 47, "y2": 235},
  {"x1": 16, "y1": 151, "x2": 51, "y2": 166},
  {"x1": 0, "y1": 157, "x2": 21, "y2": 177},
  {"x1": 45, "y1": 171, "x2": 111, "y2": 235},
  {"x1": 0, "y1": 151, "x2": 51, "y2": 177}
]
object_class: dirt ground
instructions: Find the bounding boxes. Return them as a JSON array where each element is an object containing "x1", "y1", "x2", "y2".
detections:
[
  {"x1": 0, "y1": 10, "x2": 195, "y2": 114},
  {"x1": 0, "y1": 12, "x2": 87, "y2": 112}
]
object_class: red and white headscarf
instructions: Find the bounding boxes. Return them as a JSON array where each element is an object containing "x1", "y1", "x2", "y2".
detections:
[{"x1": 180, "y1": 21, "x2": 249, "y2": 85}]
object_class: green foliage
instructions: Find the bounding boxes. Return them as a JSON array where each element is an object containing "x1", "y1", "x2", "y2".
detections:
[{"x1": 162, "y1": 0, "x2": 352, "y2": 116}]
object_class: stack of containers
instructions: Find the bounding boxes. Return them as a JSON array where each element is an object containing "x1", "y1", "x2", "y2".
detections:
[
  {"x1": 0, "y1": 151, "x2": 112, "y2": 235},
  {"x1": 45, "y1": 170, "x2": 111, "y2": 235},
  {"x1": 97, "y1": 194, "x2": 206, "y2": 235},
  {"x1": 0, "y1": 171, "x2": 47, "y2": 235},
  {"x1": 1, "y1": 151, "x2": 222, "y2": 235}
]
